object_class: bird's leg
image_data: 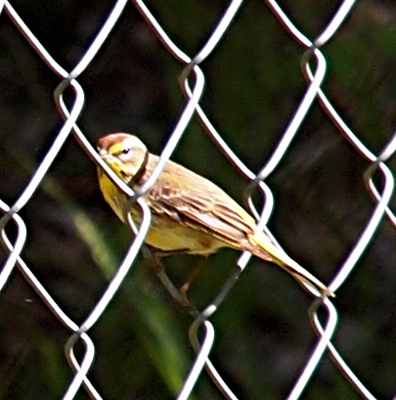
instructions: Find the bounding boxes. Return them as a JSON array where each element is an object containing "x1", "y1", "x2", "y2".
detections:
[
  {"x1": 179, "y1": 256, "x2": 207, "y2": 302},
  {"x1": 156, "y1": 268, "x2": 199, "y2": 316},
  {"x1": 140, "y1": 245, "x2": 163, "y2": 271},
  {"x1": 141, "y1": 246, "x2": 198, "y2": 314}
]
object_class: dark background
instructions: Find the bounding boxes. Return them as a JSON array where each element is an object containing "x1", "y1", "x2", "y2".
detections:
[{"x1": 1, "y1": 1, "x2": 396, "y2": 399}]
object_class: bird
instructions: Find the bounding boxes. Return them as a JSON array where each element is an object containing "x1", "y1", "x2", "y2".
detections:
[{"x1": 97, "y1": 132, "x2": 332, "y2": 298}]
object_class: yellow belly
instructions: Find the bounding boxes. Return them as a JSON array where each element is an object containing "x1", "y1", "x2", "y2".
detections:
[
  {"x1": 98, "y1": 171, "x2": 227, "y2": 256},
  {"x1": 140, "y1": 213, "x2": 226, "y2": 255}
]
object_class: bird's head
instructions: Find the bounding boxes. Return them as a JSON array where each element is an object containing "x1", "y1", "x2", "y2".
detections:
[{"x1": 97, "y1": 133, "x2": 148, "y2": 183}]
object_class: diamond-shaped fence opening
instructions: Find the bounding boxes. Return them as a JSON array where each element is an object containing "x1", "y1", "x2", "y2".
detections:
[{"x1": 1, "y1": 1, "x2": 396, "y2": 399}]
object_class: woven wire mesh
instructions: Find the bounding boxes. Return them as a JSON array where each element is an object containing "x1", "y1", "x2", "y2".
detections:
[{"x1": 1, "y1": 1, "x2": 396, "y2": 399}]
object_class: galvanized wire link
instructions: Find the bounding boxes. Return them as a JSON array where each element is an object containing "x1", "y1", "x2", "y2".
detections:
[
  {"x1": 1, "y1": 2, "x2": 139, "y2": 399},
  {"x1": 1, "y1": 0, "x2": 395, "y2": 399},
  {"x1": 264, "y1": 2, "x2": 392, "y2": 399},
  {"x1": 0, "y1": 214, "x2": 102, "y2": 399},
  {"x1": 176, "y1": 320, "x2": 216, "y2": 400},
  {"x1": 0, "y1": 200, "x2": 27, "y2": 291},
  {"x1": 286, "y1": 298, "x2": 338, "y2": 400}
]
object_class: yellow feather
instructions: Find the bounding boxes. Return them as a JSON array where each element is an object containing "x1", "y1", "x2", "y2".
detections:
[{"x1": 97, "y1": 133, "x2": 333, "y2": 297}]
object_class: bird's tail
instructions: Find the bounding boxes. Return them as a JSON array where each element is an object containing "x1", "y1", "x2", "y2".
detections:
[{"x1": 248, "y1": 230, "x2": 334, "y2": 298}]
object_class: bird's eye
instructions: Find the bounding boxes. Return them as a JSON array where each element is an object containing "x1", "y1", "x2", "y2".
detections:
[{"x1": 121, "y1": 147, "x2": 130, "y2": 155}]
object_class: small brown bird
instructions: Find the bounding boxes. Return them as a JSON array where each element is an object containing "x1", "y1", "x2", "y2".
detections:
[{"x1": 97, "y1": 133, "x2": 332, "y2": 297}]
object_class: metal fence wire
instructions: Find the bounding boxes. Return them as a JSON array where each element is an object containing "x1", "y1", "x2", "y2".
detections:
[{"x1": 1, "y1": 0, "x2": 396, "y2": 399}]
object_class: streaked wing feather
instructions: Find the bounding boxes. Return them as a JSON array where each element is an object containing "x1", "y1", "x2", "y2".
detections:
[
  {"x1": 145, "y1": 183, "x2": 254, "y2": 246},
  {"x1": 211, "y1": 202, "x2": 255, "y2": 235}
]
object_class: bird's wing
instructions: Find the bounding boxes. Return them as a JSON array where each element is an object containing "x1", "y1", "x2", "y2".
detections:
[
  {"x1": 145, "y1": 180, "x2": 256, "y2": 248},
  {"x1": 138, "y1": 157, "x2": 274, "y2": 261}
]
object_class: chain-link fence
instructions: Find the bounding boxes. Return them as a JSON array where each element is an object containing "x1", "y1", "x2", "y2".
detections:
[{"x1": 1, "y1": 0, "x2": 396, "y2": 399}]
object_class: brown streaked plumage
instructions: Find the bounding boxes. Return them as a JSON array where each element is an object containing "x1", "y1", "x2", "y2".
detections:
[{"x1": 97, "y1": 132, "x2": 333, "y2": 297}]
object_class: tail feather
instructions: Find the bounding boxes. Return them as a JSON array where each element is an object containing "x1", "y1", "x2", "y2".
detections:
[{"x1": 248, "y1": 230, "x2": 334, "y2": 297}]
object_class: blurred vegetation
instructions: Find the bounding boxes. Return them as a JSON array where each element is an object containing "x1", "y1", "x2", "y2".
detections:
[{"x1": 1, "y1": 0, "x2": 396, "y2": 399}]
